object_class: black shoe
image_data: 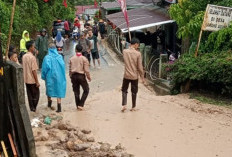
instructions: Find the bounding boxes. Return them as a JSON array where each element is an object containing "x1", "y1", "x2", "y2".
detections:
[
  {"x1": 48, "y1": 100, "x2": 52, "y2": 108},
  {"x1": 56, "y1": 103, "x2": 61, "y2": 112}
]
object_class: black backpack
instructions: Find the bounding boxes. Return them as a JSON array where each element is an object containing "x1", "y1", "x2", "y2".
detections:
[{"x1": 92, "y1": 25, "x2": 98, "y2": 36}]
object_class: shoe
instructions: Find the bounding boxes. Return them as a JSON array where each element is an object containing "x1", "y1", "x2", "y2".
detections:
[
  {"x1": 56, "y1": 103, "x2": 61, "y2": 112},
  {"x1": 48, "y1": 100, "x2": 52, "y2": 108}
]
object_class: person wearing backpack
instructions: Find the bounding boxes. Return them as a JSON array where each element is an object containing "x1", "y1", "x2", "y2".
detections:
[
  {"x1": 92, "y1": 21, "x2": 99, "y2": 37},
  {"x1": 77, "y1": 32, "x2": 91, "y2": 64},
  {"x1": 19, "y1": 30, "x2": 30, "y2": 63},
  {"x1": 98, "y1": 19, "x2": 106, "y2": 39}
]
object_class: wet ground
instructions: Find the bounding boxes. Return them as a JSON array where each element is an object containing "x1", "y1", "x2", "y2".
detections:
[{"x1": 31, "y1": 39, "x2": 232, "y2": 157}]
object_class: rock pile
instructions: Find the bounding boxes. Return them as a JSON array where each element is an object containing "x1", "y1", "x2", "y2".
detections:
[{"x1": 33, "y1": 115, "x2": 133, "y2": 157}]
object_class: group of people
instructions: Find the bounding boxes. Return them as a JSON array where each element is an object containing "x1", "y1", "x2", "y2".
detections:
[
  {"x1": 8, "y1": 18, "x2": 145, "y2": 113},
  {"x1": 20, "y1": 39, "x2": 90, "y2": 113}
]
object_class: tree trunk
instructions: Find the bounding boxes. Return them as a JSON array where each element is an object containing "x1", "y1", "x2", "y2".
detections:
[{"x1": 181, "y1": 37, "x2": 190, "y2": 54}]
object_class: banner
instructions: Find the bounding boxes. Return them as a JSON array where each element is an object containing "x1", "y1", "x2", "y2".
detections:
[
  {"x1": 94, "y1": 0, "x2": 98, "y2": 8},
  {"x1": 202, "y1": 4, "x2": 232, "y2": 31},
  {"x1": 118, "y1": 0, "x2": 129, "y2": 28},
  {"x1": 63, "y1": 0, "x2": 67, "y2": 8}
]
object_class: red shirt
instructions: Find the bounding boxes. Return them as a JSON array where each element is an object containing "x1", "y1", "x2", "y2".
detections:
[
  {"x1": 64, "y1": 21, "x2": 70, "y2": 30},
  {"x1": 74, "y1": 22, "x2": 80, "y2": 28}
]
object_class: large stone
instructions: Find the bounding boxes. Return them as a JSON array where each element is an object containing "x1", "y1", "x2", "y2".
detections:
[
  {"x1": 87, "y1": 137, "x2": 95, "y2": 142},
  {"x1": 74, "y1": 143, "x2": 90, "y2": 151},
  {"x1": 115, "y1": 143, "x2": 123, "y2": 150},
  {"x1": 77, "y1": 131, "x2": 88, "y2": 142},
  {"x1": 41, "y1": 149, "x2": 68, "y2": 157},
  {"x1": 57, "y1": 123, "x2": 68, "y2": 130},
  {"x1": 81, "y1": 129, "x2": 91, "y2": 134},
  {"x1": 66, "y1": 141, "x2": 75, "y2": 151},
  {"x1": 121, "y1": 153, "x2": 134, "y2": 157},
  {"x1": 67, "y1": 132, "x2": 75, "y2": 139},
  {"x1": 100, "y1": 143, "x2": 111, "y2": 152}
]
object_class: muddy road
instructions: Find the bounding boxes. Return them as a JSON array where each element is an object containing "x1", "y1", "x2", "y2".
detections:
[{"x1": 32, "y1": 40, "x2": 232, "y2": 157}]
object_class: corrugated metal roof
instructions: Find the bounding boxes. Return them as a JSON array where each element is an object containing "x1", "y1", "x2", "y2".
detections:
[
  {"x1": 106, "y1": 7, "x2": 174, "y2": 32},
  {"x1": 101, "y1": 0, "x2": 150, "y2": 9},
  {"x1": 75, "y1": 5, "x2": 98, "y2": 14}
]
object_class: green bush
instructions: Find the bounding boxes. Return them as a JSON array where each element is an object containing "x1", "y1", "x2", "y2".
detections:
[{"x1": 167, "y1": 52, "x2": 232, "y2": 95}]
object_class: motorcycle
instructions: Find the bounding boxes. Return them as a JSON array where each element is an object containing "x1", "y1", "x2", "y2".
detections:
[{"x1": 57, "y1": 46, "x2": 64, "y2": 58}]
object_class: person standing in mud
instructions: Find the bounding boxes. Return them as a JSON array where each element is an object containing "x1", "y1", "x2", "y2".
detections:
[
  {"x1": 69, "y1": 44, "x2": 91, "y2": 110},
  {"x1": 77, "y1": 32, "x2": 91, "y2": 63},
  {"x1": 121, "y1": 38, "x2": 145, "y2": 112},
  {"x1": 98, "y1": 19, "x2": 106, "y2": 39},
  {"x1": 36, "y1": 28, "x2": 48, "y2": 68},
  {"x1": 88, "y1": 29, "x2": 100, "y2": 68},
  {"x1": 41, "y1": 43, "x2": 66, "y2": 112},
  {"x1": 19, "y1": 30, "x2": 30, "y2": 63},
  {"x1": 22, "y1": 40, "x2": 40, "y2": 112}
]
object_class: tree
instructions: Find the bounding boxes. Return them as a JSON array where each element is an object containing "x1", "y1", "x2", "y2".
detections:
[
  {"x1": 168, "y1": 0, "x2": 232, "y2": 53},
  {"x1": 0, "y1": 0, "x2": 75, "y2": 52}
]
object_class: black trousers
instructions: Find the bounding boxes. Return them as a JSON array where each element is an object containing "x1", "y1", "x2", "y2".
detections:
[
  {"x1": 26, "y1": 84, "x2": 40, "y2": 111},
  {"x1": 71, "y1": 73, "x2": 89, "y2": 107},
  {"x1": 121, "y1": 78, "x2": 138, "y2": 108}
]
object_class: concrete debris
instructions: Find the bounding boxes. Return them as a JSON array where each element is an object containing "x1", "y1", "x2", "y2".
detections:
[
  {"x1": 100, "y1": 143, "x2": 111, "y2": 152},
  {"x1": 81, "y1": 129, "x2": 91, "y2": 134},
  {"x1": 34, "y1": 119, "x2": 131, "y2": 156}
]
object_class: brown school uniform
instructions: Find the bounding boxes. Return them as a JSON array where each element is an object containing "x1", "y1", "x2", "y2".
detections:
[
  {"x1": 122, "y1": 47, "x2": 144, "y2": 108},
  {"x1": 69, "y1": 53, "x2": 90, "y2": 107},
  {"x1": 22, "y1": 52, "x2": 40, "y2": 111}
]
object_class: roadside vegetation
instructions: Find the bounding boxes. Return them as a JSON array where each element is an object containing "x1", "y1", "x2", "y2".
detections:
[
  {"x1": 0, "y1": 0, "x2": 76, "y2": 49},
  {"x1": 0, "y1": 0, "x2": 109, "y2": 53},
  {"x1": 167, "y1": 0, "x2": 232, "y2": 100}
]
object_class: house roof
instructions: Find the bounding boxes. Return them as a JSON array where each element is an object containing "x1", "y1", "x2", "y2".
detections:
[
  {"x1": 106, "y1": 7, "x2": 174, "y2": 32},
  {"x1": 75, "y1": 5, "x2": 99, "y2": 14},
  {"x1": 101, "y1": 0, "x2": 151, "y2": 10}
]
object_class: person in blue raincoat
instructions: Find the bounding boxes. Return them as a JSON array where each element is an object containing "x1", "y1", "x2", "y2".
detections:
[{"x1": 41, "y1": 43, "x2": 66, "y2": 112}]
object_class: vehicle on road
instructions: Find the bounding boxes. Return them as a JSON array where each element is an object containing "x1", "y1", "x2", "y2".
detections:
[
  {"x1": 72, "y1": 27, "x2": 80, "y2": 40},
  {"x1": 52, "y1": 20, "x2": 65, "y2": 38}
]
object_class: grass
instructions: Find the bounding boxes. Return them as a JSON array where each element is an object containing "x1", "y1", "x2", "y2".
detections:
[{"x1": 189, "y1": 92, "x2": 232, "y2": 109}]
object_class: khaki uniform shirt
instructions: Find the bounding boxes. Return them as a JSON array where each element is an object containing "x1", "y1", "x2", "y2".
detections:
[
  {"x1": 22, "y1": 52, "x2": 38, "y2": 84},
  {"x1": 69, "y1": 54, "x2": 90, "y2": 78},
  {"x1": 123, "y1": 48, "x2": 144, "y2": 80}
]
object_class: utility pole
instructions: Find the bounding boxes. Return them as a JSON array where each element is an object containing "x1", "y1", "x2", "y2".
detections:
[{"x1": 5, "y1": 0, "x2": 17, "y2": 61}]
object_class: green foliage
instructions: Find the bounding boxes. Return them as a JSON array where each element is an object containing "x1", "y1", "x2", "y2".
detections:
[
  {"x1": 0, "y1": 0, "x2": 75, "y2": 51},
  {"x1": 167, "y1": 52, "x2": 232, "y2": 95},
  {"x1": 0, "y1": 1, "x2": 11, "y2": 49},
  {"x1": 190, "y1": 93, "x2": 232, "y2": 108},
  {"x1": 204, "y1": 24, "x2": 232, "y2": 52},
  {"x1": 93, "y1": 10, "x2": 102, "y2": 22},
  {"x1": 169, "y1": 0, "x2": 232, "y2": 41},
  {"x1": 169, "y1": 0, "x2": 207, "y2": 40}
]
